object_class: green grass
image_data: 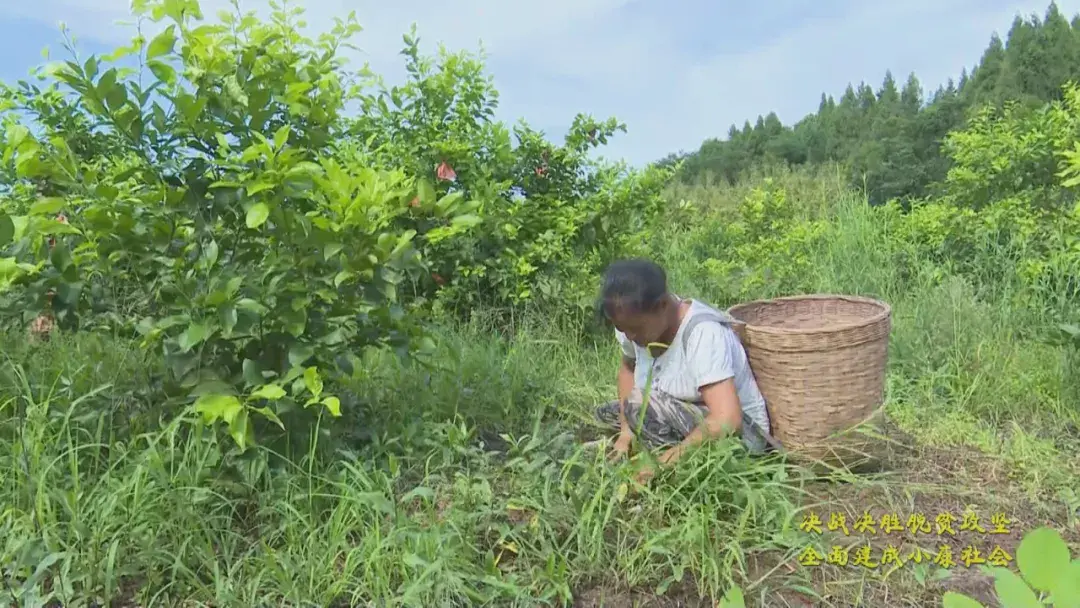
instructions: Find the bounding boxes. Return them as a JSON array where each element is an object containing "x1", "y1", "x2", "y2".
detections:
[
  {"x1": 3, "y1": 172, "x2": 1079, "y2": 607},
  {"x1": 1, "y1": 324, "x2": 809, "y2": 606}
]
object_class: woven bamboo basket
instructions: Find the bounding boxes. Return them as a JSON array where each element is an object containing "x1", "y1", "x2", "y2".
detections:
[{"x1": 726, "y1": 294, "x2": 892, "y2": 468}]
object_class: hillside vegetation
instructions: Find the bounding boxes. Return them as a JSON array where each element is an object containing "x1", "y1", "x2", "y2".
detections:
[
  {"x1": 666, "y1": 2, "x2": 1080, "y2": 207},
  {"x1": 1, "y1": 1, "x2": 1079, "y2": 607}
]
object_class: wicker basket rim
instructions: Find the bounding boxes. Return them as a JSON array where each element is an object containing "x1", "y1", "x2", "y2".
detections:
[{"x1": 726, "y1": 293, "x2": 891, "y2": 336}]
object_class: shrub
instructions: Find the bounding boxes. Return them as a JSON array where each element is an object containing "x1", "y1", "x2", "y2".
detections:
[{"x1": 0, "y1": 0, "x2": 672, "y2": 449}]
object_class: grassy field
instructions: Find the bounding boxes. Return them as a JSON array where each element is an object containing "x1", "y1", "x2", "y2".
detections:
[{"x1": 3, "y1": 163, "x2": 1079, "y2": 607}]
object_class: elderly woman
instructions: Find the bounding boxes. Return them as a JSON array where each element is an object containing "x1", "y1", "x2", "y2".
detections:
[{"x1": 594, "y1": 258, "x2": 775, "y2": 480}]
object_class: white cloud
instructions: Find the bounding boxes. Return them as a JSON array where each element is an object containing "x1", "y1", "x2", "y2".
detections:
[
  {"x1": 4, "y1": 0, "x2": 1079, "y2": 165},
  {"x1": 655, "y1": 0, "x2": 1080, "y2": 161}
]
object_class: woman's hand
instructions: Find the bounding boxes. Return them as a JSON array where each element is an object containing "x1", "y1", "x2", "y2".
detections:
[
  {"x1": 634, "y1": 464, "x2": 655, "y2": 484},
  {"x1": 609, "y1": 432, "x2": 633, "y2": 461},
  {"x1": 633, "y1": 447, "x2": 681, "y2": 485},
  {"x1": 657, "y1": 445, "x2": 683, "y2": 465}
]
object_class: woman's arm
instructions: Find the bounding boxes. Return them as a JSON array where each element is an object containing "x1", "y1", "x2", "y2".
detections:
[
  {"x1": 616, "y1": 356, "x2": 635, "y2": 441},
  {"x1": 617, "y1": 356, "x2": 635, "y2": 402},
  {"x1": 658, "y1": 324, "x2": 743, "y2": 465},
  {"x1": 658, "y1": 378, "x2": 741, "y2": 464}
]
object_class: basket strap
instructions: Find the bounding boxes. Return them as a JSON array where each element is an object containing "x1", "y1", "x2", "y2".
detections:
[{"x1": 681, "y1": 311, "x2": 784, "y2": 453}]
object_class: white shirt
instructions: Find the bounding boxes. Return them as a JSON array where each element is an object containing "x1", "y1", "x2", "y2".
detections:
[{"x1": 615, "y1": 298, "x2": 771, "y2": 452}]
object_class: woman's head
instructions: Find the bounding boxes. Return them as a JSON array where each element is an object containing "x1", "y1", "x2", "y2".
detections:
[{"x1": 599, "y1": 258, "x2": 678, "y2": 347}]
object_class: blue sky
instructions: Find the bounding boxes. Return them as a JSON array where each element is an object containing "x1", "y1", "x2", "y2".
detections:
[{"x1": 2, "y1": 0, "x2": 1077, "y2": 166}]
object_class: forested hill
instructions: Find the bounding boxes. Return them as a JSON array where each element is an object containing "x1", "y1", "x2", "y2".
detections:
[{"x1": 662, "y1": 2, "x2": 1080, "y2": 205}]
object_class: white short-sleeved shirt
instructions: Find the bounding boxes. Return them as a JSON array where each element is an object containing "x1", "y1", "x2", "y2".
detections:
[{"x1": 615, "y1": 297, "x2": 771, "y2": 452}]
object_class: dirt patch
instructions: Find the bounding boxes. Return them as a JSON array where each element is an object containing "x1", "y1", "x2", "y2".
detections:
[
  {"x1": 572, "y1": 582, "x2": 714, "y2": 608},
  {"x1": 731, "y1": 421, "x2": 1078, "y2": 607},
  {"x1": 738, "y1": 546, "x2": 1002, "y2": 607},
  {"x1": 807, "y1": 433, "x2": 1080, "y2": 541},
  {"x1": 935, "y1": 568, "x2": 998, "y2": 606}
]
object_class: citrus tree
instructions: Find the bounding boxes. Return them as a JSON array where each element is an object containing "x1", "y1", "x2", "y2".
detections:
[
  {"x1": 0, "y1": 0, "x2": 671, "y2": 448},
  {"x1": 345, "y1": 31, "x2": 673, "y2": 319},
  {"x1": 0, "y1": 0, "x2": 481, "y2": 448}
]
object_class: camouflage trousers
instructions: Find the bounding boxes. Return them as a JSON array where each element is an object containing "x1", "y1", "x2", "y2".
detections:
[{"x1": 594, "y1": 387, "x2": 710, "y2": 450}]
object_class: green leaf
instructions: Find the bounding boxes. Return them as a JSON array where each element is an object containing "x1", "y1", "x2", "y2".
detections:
[
  {"x1": 30, "y1": 197, "x2": 65, "y2": 215},
  {"x1": 44, "y1": 219, "x2": 81, "y2": 236},
  {"x1": 451, "y1": 214, "x2": 482, "y2": 228},
  {"x1": 193, "y1": 393, "x2": 242, "y2": 425},
  {"x1": 322, "y1": 396, "x2": 341, "y2": 417},
  {"x1": 105, "y1": 82, "x2": 127, "y2": 110},
  {"x1": 288, "y1": 344, "x2": 314, "y2": 368},
  {"x1": 319, "y1": 328, "x2": 346, "y2": 346},
  {"x1": 1050, "y1": 559, "x2": 1080, "y2": 608},
  {"x1": 95, "y1": 68, "x2": 118, "y2": 101},
  {"x1": 303, "y1": 366, "x2": 323, "y2": 399},
  {"x1": 252, "y1": 406, "x2": 284, "y2": 430},
  {"x1": 148, "y1": 60, "x2": 176, "y2": 85},
  {"x1": 249, "y1": 384, "x2": 286, "y2": 401},
  {"x1": 717, "y1": 585, "x2": 745, "y2": 608},
  {"x1": 246, "y1": 202, "x2": 270, "y2": 229},
  {"x1": 273, "y1": 124, "x2": 291, "y2": 150},
  {"x1": 400, "y1": 486, "x2": 435, "y2": 503},
  {"x1": 177, "y1": 322, "x2": 211, "y2": 352},
  {"x1": 56, "y1": 281, "x2": 82, "y2": 306},
  {"x1": 0, "y1": 257, "x2": 33, "y2": 288},
  {"x1": 84, "y1": 55, "x2": 99, "y2": 81},
  {"x1": 417, "y1": 178, "x2": 436, "y2": 206},
  {"x1": 991, "y1": 567, "x2": 1042, "y2": 608},
  {"x1": 1017, "y1": 527, "x2": 1070, "y2": 592},
  {"x1": 435, "y1": 190, "x2": 464, "y2": 213},
  {"x1": 219, "y1": 306, "x2": 237, "y2": 335},
  {"x1": 147, "y1": 25, "x2": 176, "y2": 59},
  {"x1": 281, "y1": 307, "x2": 307, "y2": 337},
  {"x1": 941, "y1": 592, "x2": 985, "y2": 608},
  {"x1": 392, "y1": 230, "x2": 417, "y2": 256},
  {"x1": 324, "y1": 242, "x2": 344, "y2": 261},
  {"x1": 0, "y1": 214, "x2": 13, "y2": 247},
  {"x1": 191, "y1": 380, "x2": 235, "y2": 397},
  {"x1": 197, "y1": 242, "x2": 219, "y2": 272},
  {"x1": 214, "y1": 132, "x2": 231, "y2": 152},
  {"x1": 50, "y1": 243, "x2": 72, "y2": 273},
  {"x1": 242, "y1": 359, "x2": 264, "y2": 386},
  {"x1": 335, "y1": 354, "x2": 356, "y2": 377},
  {"x1": 246, "y1": 181, "x2": 275, "y2": 196},
  {"x1": 282, "y1": 365, "x2": 306, "y2": 385},
  {"x1": 236, "y1": 298, "x2": 267, "y2": 315},
  {"x1": 416, "y1": 335, "x2": 437, "y2": 355},
  {"x1": 333, "y1": 271, "x2": 354, "y2": 287},
  {"x1": 228, "y1": 407, "x2": 253, "y2": 451},
  {"x1": 355, "y1": 492, "x2": 394, "y2": 515}
]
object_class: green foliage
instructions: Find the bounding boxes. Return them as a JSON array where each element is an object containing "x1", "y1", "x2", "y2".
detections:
[
  {"x1": 345, "y1": 32, "x2": 671, "y2": 317},
  {"x1": 718, "y1": 584, "x2": 747, "y2": 608},
  {"x1": 0, "y1": 1, "x2": 450, "y2": 447},
  {"x1": 0, "y1": 323, "x2": 801, "y2": 606},
  {"x1": 941, "y1": 527, "x2": 1080, "y2": 608},
  {"x1": 0, "y1": 0, "x2": 669, "y2": 449},
  {"x1": 3, "y1": 1, "x2": 1080, "y2": 606},
  {"x1": 671, "y1": 3, "x2": 1080, "y2": 206},
  {"x1": 675, "y1": 177, "x2": 827, "y2": 303},
  {"x1": 899, "y1": 81, "x2": 1080, "y2": 305}
]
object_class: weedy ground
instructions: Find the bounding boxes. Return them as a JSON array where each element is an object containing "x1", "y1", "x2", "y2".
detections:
[{"x1": 2, "y1": 183, "x2": 1079, "y2": 607}]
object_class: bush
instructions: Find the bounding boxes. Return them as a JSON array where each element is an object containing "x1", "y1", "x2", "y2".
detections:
[
  {"x1": 0, "y1": 0, "x2": 670, "y2": 449},
  {"x1": 346, "y1": 32, "x2": 671, "y2": 319}
]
